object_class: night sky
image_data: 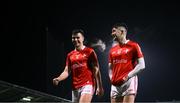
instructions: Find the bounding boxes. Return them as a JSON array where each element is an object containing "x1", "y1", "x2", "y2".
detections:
[{"x1": 2, "y1": 0, "x2": 180, "y2": 102}]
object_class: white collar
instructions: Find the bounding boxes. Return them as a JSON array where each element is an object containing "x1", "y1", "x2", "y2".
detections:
[
  {"x1": 75, "y1": 45, "x2": 85, "y2": 51},
  {"x1": 124, "y1": 40, "x2": 129, "y2": 44},
  {"x1": 112, "y1": 40, "x2": 129, "y2": 47}
]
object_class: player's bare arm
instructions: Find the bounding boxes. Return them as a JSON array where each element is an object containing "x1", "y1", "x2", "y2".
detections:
[
  {"x1": 127, "y1": 57, "x2": 145, "y2": 79},
  {"x1": 53, "y1": 66, "x2": 71, "y2": 86},
  {"x1": 92, "y1": 65, "x2": 104, "y2": 96},
  {"x1": 108, "y1": 63, "x2": 113, "y2": 80}
]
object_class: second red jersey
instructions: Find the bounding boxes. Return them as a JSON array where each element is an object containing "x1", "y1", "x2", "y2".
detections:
[
  {"x1": 109, "y1": 40, "x2": 143, "y2": 86},
  {"x1": 66, "y1": 46, "x2": 98, "y2": 89}
]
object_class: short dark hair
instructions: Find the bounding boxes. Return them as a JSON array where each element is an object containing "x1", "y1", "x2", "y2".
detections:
[
  {"x1": 112, "y1": 23, "x2": 128, "y2": 31},
  {"x1": 72, "y1": 29, "x2": 84, "y2": 37}
]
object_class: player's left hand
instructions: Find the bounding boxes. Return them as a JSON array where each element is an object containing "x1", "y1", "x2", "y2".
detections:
[
  {"x1": 122, "y1": 75, "x2": 129, "y2": 82},
  {"x1": 96, "y1": 87, "x2": 104, "y2": 97}
]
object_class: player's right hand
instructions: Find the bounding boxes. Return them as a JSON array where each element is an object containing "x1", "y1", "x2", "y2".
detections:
[{"x1": 53, "y1": 78, "x2": 60, "y2": 86}]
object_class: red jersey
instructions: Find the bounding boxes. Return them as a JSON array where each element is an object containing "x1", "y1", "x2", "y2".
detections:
[
  {"x1": 109, "y1": 40, "x2": 143, "y2": 86},
  {"x1": 66, "y1": 46, "x2": 98, "y2": 89}
]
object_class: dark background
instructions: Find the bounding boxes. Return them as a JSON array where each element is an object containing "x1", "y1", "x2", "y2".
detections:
[{"x1": 2, "y1": 0, "x2": 180, "y2": 102}]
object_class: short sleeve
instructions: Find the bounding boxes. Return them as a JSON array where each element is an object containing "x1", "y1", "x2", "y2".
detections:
[
  {"x1": 134, "y1": 43, "x2": 144, "y2": 58},
  {"x1": 108, "y1": 50, "x2": 112, "y2": 63},
  {"x1": 65, "y1": 54, "x2": 71, "y2": 67},
  {"x1": 89, "y1": 50, "x2": 99, "y2": 67}
]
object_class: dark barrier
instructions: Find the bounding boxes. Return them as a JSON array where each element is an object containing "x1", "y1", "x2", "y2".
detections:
[{"x1": 0, "y1": 80, "x2": 71, "y2": 102}]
